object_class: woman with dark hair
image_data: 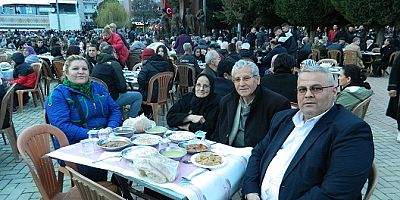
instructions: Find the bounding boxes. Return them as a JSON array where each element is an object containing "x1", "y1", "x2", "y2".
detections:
[
  {"x1": 194, "y1": 47, "x2": 205, "y2": 63},
  {"x1": 336, "y1": 64, "x2": 373, "y2": 111},
  {"x1": 261, "y1": 53, "x2": 298, "y2": 102},
  {"x1": 166, "y1": 74, "x2": 219, "y2": 138},
  {"x1": 156, "y1": 44, "x2": 174, "y2": 68}
]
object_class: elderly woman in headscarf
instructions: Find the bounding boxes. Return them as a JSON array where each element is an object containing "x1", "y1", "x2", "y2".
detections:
[
  {"x1": 22, "y1": 46, "x2": 40, "y2": 65},
  {"x1": 166, "y1": 74, "x2": 220, "y2": 138}
]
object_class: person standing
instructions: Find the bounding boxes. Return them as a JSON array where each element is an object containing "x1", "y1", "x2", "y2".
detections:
[
  {"x1": 243, "y1": 65, "x2": 374, "y2": 200},
  {"x1": 102, "y1": 25, "x2": 128, "y2": 66},
  {"x1": 387, "y1": 55, "x2": 400, "y2": 142}
]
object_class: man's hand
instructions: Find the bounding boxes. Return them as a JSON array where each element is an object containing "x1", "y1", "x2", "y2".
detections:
[
  {"x1": 245, "y1": 193, "x2": 260, "y2": 200},
  {"x1": 178, "y1": 123, "x2": 190, "y2": 131},
  {"x1": 389, "y1": 90, "x2": 397, "y2": 97}
]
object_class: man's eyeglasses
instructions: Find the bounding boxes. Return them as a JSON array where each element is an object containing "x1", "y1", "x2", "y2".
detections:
[
  {"x1": 297, "y1": 85, "x2": 335, "y2": 94},
  {"x1": 233, "y1": 75, "x2": 257, "y2": 83}
]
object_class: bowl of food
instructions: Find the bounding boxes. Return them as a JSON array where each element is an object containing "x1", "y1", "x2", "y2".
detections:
[
  {"x1": 97, "y1": 136, "x2": 131, "y2": 151},
  {"x1": 131, "y1": 134, "x2": 162, "y2": 146},
  {"x1": 113, "y1": 127, "x2": 136, "y2": 138},
  {"x1": 144, "y1": 126, "x2": 168, "y2": 136},
  {"x1": 178, "y1": 140, "x2": 210, "y2": 154},
  {"x1": 159, "y1": 147, "x2": 187, "y2": 161},
  {"x1": 190, "y1": 152, "x2": 226, "y2": 169},
  {"x1": 165, "y1": 131, "x2": 195, "y2": 143}
]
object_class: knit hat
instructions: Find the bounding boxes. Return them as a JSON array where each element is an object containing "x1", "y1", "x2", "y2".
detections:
[{"x1": 141, "y1": 48, "x2": 155, "y2": 60}]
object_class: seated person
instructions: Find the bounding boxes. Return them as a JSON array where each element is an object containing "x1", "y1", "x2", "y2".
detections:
[
  {"x1": 177, "y1": 43, "x2": 201, "y2": 75},
  {"x1": 166, "y1": 74, "x2": 219, "y2": 137},
  {"x1": 34, "y1": 37, "x2": 49, "y2": 55},
  {"x1": 138, "y1": 48, "x2": 174, "y2": 102},
  {"x1": 344, "y1": 37, "x2": 364, "y2": 68},
  {"x1": 46, "y1": 55, "x2": 122, "y2": 181},
  {"x1": 10, "y1": 52, "x2": 37, "y2": 107},
  {"x1": 261, "y1": 53, "x2": 298, "y2": 103},
  {"x1": 243, "y1": 65, "x2": 374, "y2": 200},
  {"x1": 194, "y1": 46, "x2": 206, "y2": 63},
  {"x1": 337, "y1": 64, "x2": 373, "y2": 111},
  {"x1": 22, "y1": 46, "x2": 40, "y2": 65},
  {"x1": 92, "y1": 45, "x2": 143, "y2": 118},
  {"x1": 211, "y1": 59, "x2": 290, "y2": 147},
  {"x1": 201, "y1": 50, "x2": 221, "y2": 78},
  {"x1": 214, "y1": 57, "x2": 235, "y2": 98},
  {"x1": 261, "y1": 39, "x2": 287, "y2": 69}
]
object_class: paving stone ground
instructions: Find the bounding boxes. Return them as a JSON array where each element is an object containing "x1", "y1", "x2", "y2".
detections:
[{"x1": 0, "y1": 77, "x2": 399, "y2": 200}]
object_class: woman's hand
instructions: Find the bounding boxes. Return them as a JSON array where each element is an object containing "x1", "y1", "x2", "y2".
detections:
[
  {"x1": 389, "y1": 90, "x2": 397, "y2": 97},
  {"x1": 188, "y1": 115, "x2": 205, "y2": 124}
]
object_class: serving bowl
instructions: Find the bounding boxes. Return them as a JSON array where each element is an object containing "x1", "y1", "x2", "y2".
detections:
[
  {"x1": 113, "y1": 127, "x2": 136, "y2": 138},
  {"x1": 130, "y1": 134, "x2": 162, "y2": 146},
  {"x1": 96, "y1": 136, "x2": 131, "y2": 151},
  {"x1": 144, "y1": 126, "x2": 168, "y2": 136},
  {"x1": 159, "y1": 147, "x2": 187, "y2": 161},
  {"x1": 178, "y1": 140, "x2": 210, "y2": 154},
  {"x1": 165, "y1": 131, "x2": 195, "y2": 143}
]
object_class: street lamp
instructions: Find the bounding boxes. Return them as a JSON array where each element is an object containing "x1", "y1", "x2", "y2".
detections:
[{"x1": 56, "y1": 0, "x2": 61, "y2": 30}]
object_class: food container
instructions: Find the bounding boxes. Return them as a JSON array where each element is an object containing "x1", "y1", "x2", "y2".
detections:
[
  {"x1": 178, "y1": 140, "x2": 210, "y2": 154},
  {"x1": 113, "y1": 127, "x2": 136, "y2": 138},
  {"x1": 159, "y1": 147, "x2": 187, "y2": 161},
  {"x1": 144, "y1": 126, "x2": 168, "y2": 136},
  {"x1": 96, "y1": 136, "x2": 131, "y2": 151},
  {"x1": 165, "y1": 131, "x2": 195, "y2": 143},
  {"x1": 130, "y1": 134, "x2": 162, "y2": 146}
]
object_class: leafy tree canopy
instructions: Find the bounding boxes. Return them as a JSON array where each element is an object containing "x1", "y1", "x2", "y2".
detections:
[{"x1": 95, "y1": 1, "x2": 129, "y2": 27}]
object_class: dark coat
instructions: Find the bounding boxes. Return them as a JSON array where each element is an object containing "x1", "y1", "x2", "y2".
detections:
[
  {"x1": 211, "y1": 86, "x2": 290, "y2": 147},
  {"x1": 138, "y1": 55, "x2": 174, "y2": 102},
  {"x1": 91, "y1": 53, "x2": 127, "y2": 100},
  {"x1": 174, "y1": 34, "x2": 193, "y2": 55},
  {"x1": 387, "y1": 55, "x2": 400, "y2": 129},
  {"x1": 243, "y1": 105, "x2": 374, "y2": 200},
  {"x1": 261, "y1": 73, "x2": 298, "y2": 103},
  {"x1": 166, "y1": 92, "x2": 219, "y2": 137},
  {"x1": 261, "y1": 45, "x2": 287, "y2": 68},
  {"x1": 214, "y1": 77, "x2": 235, "y2": 99}
]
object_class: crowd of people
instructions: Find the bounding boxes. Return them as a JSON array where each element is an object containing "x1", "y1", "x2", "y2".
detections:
[{"x1": 3, "y1": 21, "x2": 400, "y2": 199}]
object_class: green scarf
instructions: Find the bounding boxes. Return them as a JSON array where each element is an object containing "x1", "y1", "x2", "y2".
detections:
[{"x1": 62, "y1": 77, "x2": 93, "y2": 100}]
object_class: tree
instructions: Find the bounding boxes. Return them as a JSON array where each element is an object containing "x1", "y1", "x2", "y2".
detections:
[
  {"x1": 330, "y1": 0, "x2": 400, "y2": 44},
  {"x1": 131, "y1": 0, "x2": 160, "y2": 24},
  {"x1": 274, "y1": 0, "x2": 338, "y2": 32},
  {"x1": 95, "y1": 1, "x2": 129, "y2": 27}
]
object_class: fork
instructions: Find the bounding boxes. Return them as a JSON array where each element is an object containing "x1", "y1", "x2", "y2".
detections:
[
  {"x1": 92, "y1": 153, "x2": 122, "y2": 164},
  {"x1": 181, "y1": 168, "x2": 209, "y2": 182}
]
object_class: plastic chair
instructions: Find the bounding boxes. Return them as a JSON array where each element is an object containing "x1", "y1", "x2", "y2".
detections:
[
  {"x1": 308, "y1": 49, "x2": 320, "y2": 61},
  {"x1": 52, "y1": 60, "x2": 65, "y2": 82},
  {"x1": 89, "y1": 76, "x2": 108, "y2": 90},
  {"x1": 317, "y1": 59, "x2": 338, "y2": 66},
  {"x1": 143, "y1": 72, "x2": 174, "y2": 124},
  {"x1": 351, "y1": 96, "x2": 372, "y2": 120},
  {"x1": 176, "y1": 63, "x2": 196, "y2": 96},
  {"x1": 132, "y1": 62, "x2": 142, "y2": 71},
  {"x1": 40, "y1": 59, "x2": 53, "y2": 96},
  {"x1": 327, "y1": 50, "x2": 342, "y2": 64},
  {"x1": 66, "y1": 166, "x2": 124, "y2": 200},
  {"x1": 17, "y1": 124, "x2": 81, "y2": 200},
  {"x1": 364, "y1": 162, "x2": 378, "y2": 200},
  {"x1": 168, "y1": 64, "x2": 179, "y2": 105},
  {"x1": 343, "y1": 50, "x2": 360, "y2": 66},
  {"x1": 16, "y1": 63, "x2": 44, "y2": 112},
  {"x1": 0, "y1": 83, "x2": 19, "y2": 161}
]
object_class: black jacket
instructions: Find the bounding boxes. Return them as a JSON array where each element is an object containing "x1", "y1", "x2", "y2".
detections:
[
  {"x1": 167, "y1": 92, "x2": 219, "y2": 137},
  {"x1": 211, "y1": 86, "x2": 291, "y2": 147},
  {"x1": 92, "y1": 53, "x2": 127, "y2": 100},
  {"x1": 138, "y1": 55, "x2": 174, "y2": 102},
  {"x1": 261, "y1": 73, "x2": 298, "y2": 103}
]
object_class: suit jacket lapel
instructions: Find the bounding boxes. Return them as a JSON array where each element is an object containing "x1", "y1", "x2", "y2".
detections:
[
  {"x1": 260, "y1": 116, "x2": 295, "y2": 180},
  {"x1": 282, "y1": 106, "x2": 337, "y2": 181}
]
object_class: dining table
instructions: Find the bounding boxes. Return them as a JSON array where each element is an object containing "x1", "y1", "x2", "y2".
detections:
[
  {"x1": 47, "y1": 135, "x2": 252, "y2": 200},
  {"x1": 123, "y1": 69, "x2": 139, "y2": 90}
]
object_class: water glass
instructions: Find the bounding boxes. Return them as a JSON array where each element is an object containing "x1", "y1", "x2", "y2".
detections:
[
  {"x1": 80, "y1": 139, "x2": 95, "y2": 155},
  {"x1": 87, "y1": 130, "x2": 99, "y2": 139},
  {"x1": 98, "y1": 129, "x2": 110, "y2": 139}
]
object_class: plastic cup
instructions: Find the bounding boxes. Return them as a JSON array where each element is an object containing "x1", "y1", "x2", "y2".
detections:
[{"x1": 80, "y1": 139, "x2": 95, "y2": 155}]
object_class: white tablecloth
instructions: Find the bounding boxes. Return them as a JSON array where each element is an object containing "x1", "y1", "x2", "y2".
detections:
[{"x1": 47, "y1": 141, "x2": 252, "y2": 200}]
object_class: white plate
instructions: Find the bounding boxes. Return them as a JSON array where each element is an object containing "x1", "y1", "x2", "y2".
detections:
[
  {"x1": 131, "y1": 134, "x2": 161, "y2": 146},
  {"x1": 190, "y1": 152, "x2": 227, "y2": 169},
  {"x1": 166, "y1": 131, "x2": 195, "y2": 143}
]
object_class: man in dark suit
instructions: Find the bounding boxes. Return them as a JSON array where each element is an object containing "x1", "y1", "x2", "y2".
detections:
[
  {"x1": 211, "y1": 60, "x2": 290, "y2": 147},
  {"x1": 243, "y1": 65, "x2": 374, "y2": 200}
]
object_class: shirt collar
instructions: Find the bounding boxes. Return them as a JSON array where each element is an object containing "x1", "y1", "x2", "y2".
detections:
[
  {"x1": 292, "y1": 103, "x2": 335, "y2": 127},
  {"x1": 239, "y1": 96, "x2": 254, "y2": 108}
]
